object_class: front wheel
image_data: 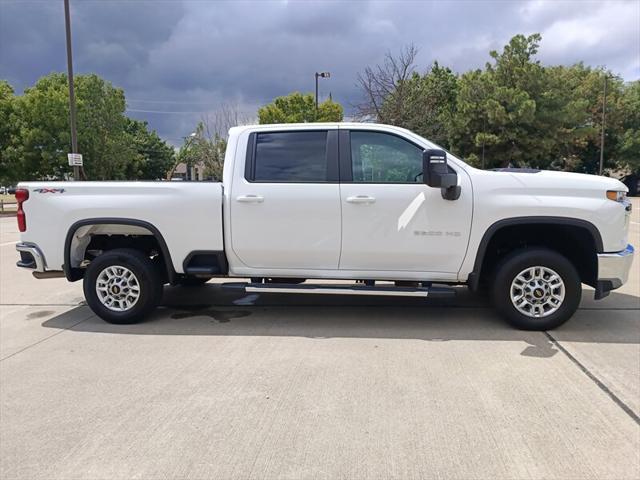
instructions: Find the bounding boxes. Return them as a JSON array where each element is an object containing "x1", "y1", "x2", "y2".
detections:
[
  {"x1": 83, "y1": 248, "x2": 163, "y2": 324},
  {"x1": 492, "y1": 248, "x2": 581, "y2": 330}
]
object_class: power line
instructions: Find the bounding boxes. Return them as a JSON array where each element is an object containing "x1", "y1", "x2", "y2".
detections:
[
  {"x1": 126, "y1": 108, "x2": 208, "y2": 114},
  {"x1": 127, "y1": 99, "x2": 217, "y2": 105}
]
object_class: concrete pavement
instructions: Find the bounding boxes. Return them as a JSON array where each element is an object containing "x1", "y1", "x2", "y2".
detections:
[{"x1": 0, "y1": 203, "x2": 639, "y2": 480}]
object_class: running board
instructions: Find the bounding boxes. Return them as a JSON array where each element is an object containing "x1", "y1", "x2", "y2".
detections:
[{"x1": 222, "y1": 282, "x2": 456, "y2": 298}]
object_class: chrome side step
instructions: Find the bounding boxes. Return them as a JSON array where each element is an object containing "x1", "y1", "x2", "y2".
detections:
[{"x1": 223, "y1": 282, "x2": 455, "y2": 298}]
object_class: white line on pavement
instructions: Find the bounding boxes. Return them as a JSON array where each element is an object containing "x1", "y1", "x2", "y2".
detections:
[{"x1": 0, "y1": 241, "x2": 17, "y2": 247}]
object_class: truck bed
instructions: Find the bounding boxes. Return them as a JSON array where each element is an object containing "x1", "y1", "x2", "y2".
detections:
[{"x1": 18, "y1": 181, "x2": 224, "y2": 274}]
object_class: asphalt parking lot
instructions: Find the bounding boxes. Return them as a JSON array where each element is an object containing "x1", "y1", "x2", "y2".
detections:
[{"x1": 1, "y1": 202, "x2": 639, "y2": 480}]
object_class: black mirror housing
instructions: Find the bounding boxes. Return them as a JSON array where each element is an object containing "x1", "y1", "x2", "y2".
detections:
[
  {"x1": 422, "y1": 149, "x2": 460, "y2": 200},
  {"x1": 423, "y1": 149, "x2": 448, "y2": 187}
]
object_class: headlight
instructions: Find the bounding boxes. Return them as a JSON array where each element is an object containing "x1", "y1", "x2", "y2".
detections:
[{"x1": 606, "y1": 190, "x2": 627, "y2": 203}]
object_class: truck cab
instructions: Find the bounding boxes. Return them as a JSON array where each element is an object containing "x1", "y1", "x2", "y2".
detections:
[{"x1": 225, "y1": 124, "x2": 472, "y2": 280}]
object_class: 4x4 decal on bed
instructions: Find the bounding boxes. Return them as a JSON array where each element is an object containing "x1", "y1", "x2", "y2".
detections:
[{"x1": 33, "y1": 188, "x2": 65, "y2": 194}]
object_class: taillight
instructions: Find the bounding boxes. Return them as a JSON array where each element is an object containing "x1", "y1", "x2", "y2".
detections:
[{"x1": 15, "y1": 188, "x2": 29, "y2": 232}]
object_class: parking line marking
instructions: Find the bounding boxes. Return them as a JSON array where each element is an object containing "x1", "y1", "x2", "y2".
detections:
[{"x1": 544, "y1": 331, "x2": 640, "y2": 425}]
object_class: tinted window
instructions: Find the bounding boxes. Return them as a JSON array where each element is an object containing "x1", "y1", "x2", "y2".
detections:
[
  {"x1": 351, "y1": 131, "x2": 423, "y2": 183},
  {"x1": 254, "y1": 131, "x2": 328, "y2": 182}
]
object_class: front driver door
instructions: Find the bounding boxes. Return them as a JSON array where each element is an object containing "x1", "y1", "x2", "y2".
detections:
[{"x1": 339, "y1": 129, "x2": 472, "y2": 275}]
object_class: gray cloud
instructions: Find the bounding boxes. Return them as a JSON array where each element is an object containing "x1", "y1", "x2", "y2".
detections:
[{"x1": 1, "y1": 0, "x2": 638, "y2": 145}]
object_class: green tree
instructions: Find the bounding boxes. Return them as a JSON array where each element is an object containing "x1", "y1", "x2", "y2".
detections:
[
  {"x1": 562, "y1": 67, "x2": 626, "y2": 173},
  {"x1": 0, "y1": 81, "x2": 20, "y2": 184},
  {"x1": 355, "y1": 45, "x2": 419, "y2": 122},
  {"x1": 457, "y1": 34, "x2": 544, "y2": 168},
  {"x1": 356, "y1": 34, "x2": 637, "y2": 173},
  {"x1": 9, "y1": 73, "x2": 144, "y2": 181},
  {"x1": 380, "y1": 62, "x2": 458, "y2": 148},
  {"x1": 449, "y1": 35, "x2": 629, "y2": 171},
  {"x1": 618, "y1": 80, "x2": 640, "y2": 174},
  {"x1": 537, "y1": 64, "x2": 597, "y2": 171},
  {"x1": 3, "y1": 73, "x2": 175, "y2": 181},
  {"x1": 11, "y1": 74, "x2": 72, "y2": 180},
  {"x1": 73, "y1": 74, "x2": 135, "y2": 180},
  {"x1": 449, "y1": 69, "x2": 497, "y2": 168},
  {"x1": 170, "y1": 121, "x2": 227, "y2": 181},
  {"x1": 258, "y1": 92, "x2": 343, "y2": 124},
  {"x1": 124, "y1": 118, "x2": 175, "y2": 180}
]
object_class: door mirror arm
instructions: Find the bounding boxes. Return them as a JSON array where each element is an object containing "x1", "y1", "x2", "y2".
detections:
[{"x1": 441, "y1": 184, "x2": 461, "y2": 201}]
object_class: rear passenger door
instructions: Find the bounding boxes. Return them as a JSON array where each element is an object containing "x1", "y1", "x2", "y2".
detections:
[{"x1": 230, "y1": 128, "x2": 342, "y2": 270}]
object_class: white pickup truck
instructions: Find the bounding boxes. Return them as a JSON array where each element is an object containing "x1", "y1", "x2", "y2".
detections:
[{"x1": 14, "y1": 123, "x2": 634, "y2": 330}]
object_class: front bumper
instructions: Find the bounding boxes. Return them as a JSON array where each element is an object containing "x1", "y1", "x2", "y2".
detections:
[
  {"x1": 595, "y1": 244, "x2": 635, "y2": 299},
  {"x1": 16, "y1": 242, "x2": 46, "y2": 272}
]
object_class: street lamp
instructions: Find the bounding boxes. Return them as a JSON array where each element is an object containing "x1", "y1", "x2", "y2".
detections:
[
  {"x1": 185, "y1": 132, "x2": 197, "y2": 181},
  {"x1": 167, "y1": 132, "x2": 196, "y2": 180},
  {"x1": 315, "y1": 72, "x2": 330, "y2": 110}
]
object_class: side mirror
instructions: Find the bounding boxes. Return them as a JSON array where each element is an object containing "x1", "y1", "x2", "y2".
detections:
[{"x1": 422, "y1": 149, "x2": 461, "y2": 200}]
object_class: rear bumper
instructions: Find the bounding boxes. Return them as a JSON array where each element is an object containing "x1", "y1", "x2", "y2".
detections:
[
  {"x1": 595, "y1": 244, "x2": 635, "y2": 299},
  {"x1": 16, "y1": 242, "x2": 46, "y2": 272}
]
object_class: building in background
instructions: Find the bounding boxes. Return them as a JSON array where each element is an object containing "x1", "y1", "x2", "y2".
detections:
[{"x1": 169, "y1": 161, "x2": 206, "y2": 181}]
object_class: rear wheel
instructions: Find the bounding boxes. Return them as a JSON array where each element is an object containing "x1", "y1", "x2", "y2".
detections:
[
  {"x1": 492, "y1": 248, "x2": 581, "y2": 330},
  {"x1": 84, "y1": 248, "x2": 163, "y2": 324}
]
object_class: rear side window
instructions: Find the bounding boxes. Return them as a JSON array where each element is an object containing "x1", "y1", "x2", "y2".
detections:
[{"x1": 253, "y1": 131, "x2": 328, "y2": 182}]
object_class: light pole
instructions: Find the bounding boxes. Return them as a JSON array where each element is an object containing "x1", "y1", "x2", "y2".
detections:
[
  {"x1": 64, "y1": 0, "x2": 80, "y2": 181},
  {"x1": 315, "y1": 72, "x2": 330, "y2": 111},
  {"x1": 481, "y1": 117, "x2": 486, "y2": 170},
  {"x1": 599, "y1": 73, "x2": 609, "y2": 176}
]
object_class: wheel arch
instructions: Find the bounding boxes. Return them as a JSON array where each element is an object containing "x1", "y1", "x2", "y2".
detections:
[
  {"x1": 63, "y1": 218, "x2": 176, "y2": 284},
  {"x1": 468, "y1": 216, "x2": 603, "y2": 291}
]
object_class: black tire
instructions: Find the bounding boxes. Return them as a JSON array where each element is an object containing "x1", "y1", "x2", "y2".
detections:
[
  {"x1": 492, "y1": 248, "x2": 581, "y2": 330},
  {"x1": 83, "y1": 248, "x2": 163, "y2": 324},
  {"x1": 177, "y1": 277, "x2": 210, "y2": 287}
]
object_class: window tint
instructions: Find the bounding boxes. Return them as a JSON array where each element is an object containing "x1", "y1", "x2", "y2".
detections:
[
  {"x1": 254, "y1": 131, "x2": 328, "y2": 182},
  {"x1": 350, "y1": 131, "x2": 423, "y2": 183}
]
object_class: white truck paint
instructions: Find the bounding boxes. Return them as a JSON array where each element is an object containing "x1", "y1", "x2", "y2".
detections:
[
  {"x1": 18, "y1": 182, "x2": 224, "y2": 274},
  {"x1": 14, "y1": 123, "x2": 634, "y2": 329}
]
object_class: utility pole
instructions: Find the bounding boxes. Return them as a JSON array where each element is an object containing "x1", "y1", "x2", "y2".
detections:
[
  {"x1": 64, "y1": 0, "x2": 80, "y2": 181},
  {"x1": 599, "y1": 74, "x2": 608, "y2": 176},
  {"x1": 481, "y1": 117, "x2": 486, "y2": 169}
]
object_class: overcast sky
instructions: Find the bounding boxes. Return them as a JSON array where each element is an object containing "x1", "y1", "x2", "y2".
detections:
[{"x1": 1, "y1": 0, "x2": 639, "y2": 145}]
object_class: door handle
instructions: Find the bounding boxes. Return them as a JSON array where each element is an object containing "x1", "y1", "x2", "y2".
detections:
[
  {"x1": 346, "y1": 195, "x2": 376, "y2": 204},
  {"x1": 236, "y1": 194, "x2": 264, "y2": 203}
]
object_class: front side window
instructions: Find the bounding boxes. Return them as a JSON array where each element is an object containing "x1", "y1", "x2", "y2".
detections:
[
  {"x1": 253, "y1": 131, "x2": 328, "y2": 182},
  {"x1": 350, "y1": 131, "x2": 423, "y2": 183}
]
